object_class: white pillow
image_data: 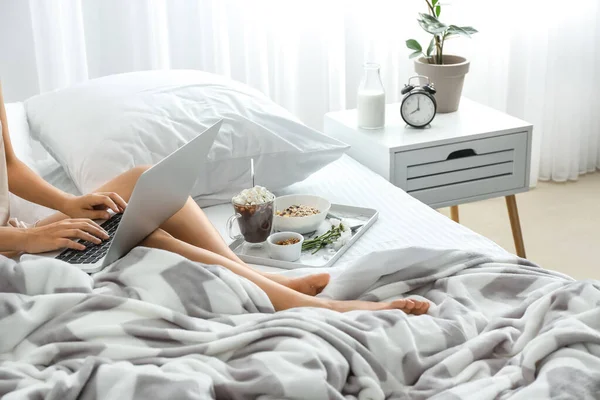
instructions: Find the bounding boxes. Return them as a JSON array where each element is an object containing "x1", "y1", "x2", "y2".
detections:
[{"x1": 25, "y1": 70, "x2": 349, "y2": 206}]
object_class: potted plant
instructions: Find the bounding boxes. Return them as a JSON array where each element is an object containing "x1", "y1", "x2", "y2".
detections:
[{"x1": 405, "y1": 0, "x2": 477, "y2": 113}]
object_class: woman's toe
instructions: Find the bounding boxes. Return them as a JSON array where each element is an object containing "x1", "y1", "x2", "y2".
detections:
[
  {"x1": 404, "y1": 299, "x2": 416, "y2": 313},
  {"x1": 414, "y1": 301, "x2": 429, "y2": 315},
  {"x1": 389, "y1": 299, "x2": 406, "y2": 311}
]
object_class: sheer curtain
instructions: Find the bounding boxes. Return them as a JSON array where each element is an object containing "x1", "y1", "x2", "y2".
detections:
[{"x1": 15, "y1": 0, "x2": 600, "y2": 183}]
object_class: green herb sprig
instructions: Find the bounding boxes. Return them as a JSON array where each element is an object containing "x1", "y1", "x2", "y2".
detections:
[{"x1": 302, "y1": 223, "x2": 346, "y2": 255}]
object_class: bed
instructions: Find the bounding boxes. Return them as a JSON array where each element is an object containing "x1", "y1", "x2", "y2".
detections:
[
  {"x1": 2, "y1": 75, "x2": 600, "y2": 399},
  {"x1": 4, "y1": 152, "x2": 599, "y2": 399}
]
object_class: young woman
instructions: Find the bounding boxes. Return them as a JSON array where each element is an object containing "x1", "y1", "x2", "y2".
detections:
[{"x1": 0, "y1": 81, "x2": 428, "y2": 315}]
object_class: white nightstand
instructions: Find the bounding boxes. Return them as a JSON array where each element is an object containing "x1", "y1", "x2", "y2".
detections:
[{"x1": 324, "y1": 97, "x2": 533, "y2": 258}]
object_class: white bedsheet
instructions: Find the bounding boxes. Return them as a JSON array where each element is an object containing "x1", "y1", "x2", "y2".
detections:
[{"x1": 203, "y1": 155, "x2": 508, "y2": 276}]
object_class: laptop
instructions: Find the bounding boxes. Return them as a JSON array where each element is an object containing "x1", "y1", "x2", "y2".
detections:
[{"x1": 34, "y1": 119, "x2": 222, "y2": 274}]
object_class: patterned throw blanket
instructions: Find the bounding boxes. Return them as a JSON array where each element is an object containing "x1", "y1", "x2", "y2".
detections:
[{"x1": 1, "y1": 247, "x2": 600, "y2": 399}]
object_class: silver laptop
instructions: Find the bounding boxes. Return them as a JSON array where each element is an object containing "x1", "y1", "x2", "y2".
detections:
[{"x1": 35, "y1": 119, "x2": 222, "y2": 274}]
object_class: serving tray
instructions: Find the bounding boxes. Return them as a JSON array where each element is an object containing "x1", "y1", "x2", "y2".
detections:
[{"x1": 229, "y1": 204, "x2": 378, "y2": 269}]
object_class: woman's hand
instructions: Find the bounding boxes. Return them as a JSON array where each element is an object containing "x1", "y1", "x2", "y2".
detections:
[
  {"x1": 62, "y1": 192, "x2": 128, "y2": 220},
  {"x1": 21, "y1": 219, "x2": 110, "y2": 254}
]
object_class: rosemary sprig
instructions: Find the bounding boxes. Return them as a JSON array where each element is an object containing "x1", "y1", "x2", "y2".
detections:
[{"x1": 301, "y1": 224, "x2": 345, "y2": 254}]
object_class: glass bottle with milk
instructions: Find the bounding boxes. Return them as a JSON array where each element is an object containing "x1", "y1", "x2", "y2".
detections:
[{"x1": 357, "y1": 63, "x2": 385, "y2": 129}]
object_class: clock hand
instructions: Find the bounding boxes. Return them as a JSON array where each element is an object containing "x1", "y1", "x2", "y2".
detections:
[
  {"x1": 417, "y1": 97, "x2": 420, "y2": 111},
  {"x1": 410, "y1": 106, "x2": 419, "y2": 115}
]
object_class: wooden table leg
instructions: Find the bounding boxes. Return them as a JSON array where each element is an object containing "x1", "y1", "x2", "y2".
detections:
[
  {"x1": 450, "y1": 205, "x2": 460, "y2": 223},
  {"x1": 505, "y1": 195, "x2": 526, "y2": 258}
]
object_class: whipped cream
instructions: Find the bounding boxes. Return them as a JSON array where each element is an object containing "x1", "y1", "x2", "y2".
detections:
[{"x1": 232, "y1": 186, "x2": 275, "y2": 205}]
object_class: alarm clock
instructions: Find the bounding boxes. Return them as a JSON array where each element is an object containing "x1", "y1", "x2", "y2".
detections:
[{"x1": 400, "y1": 75, "x2": 437, "y2": 128}]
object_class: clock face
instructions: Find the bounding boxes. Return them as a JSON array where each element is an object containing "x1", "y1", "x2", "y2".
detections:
[{"x1": 401, "y1": 92, "x2": 436, "y2": 127}]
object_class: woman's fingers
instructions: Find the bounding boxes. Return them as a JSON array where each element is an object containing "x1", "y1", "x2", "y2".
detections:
[
  {"x1": 79, "y1": 218, "x2": 106, "y2": 233},
  {"x1": 64, "y1": 219, "x2": 109, "y2": 240},
  {"x1": 62, "y1": 229, "x2": 102, "y2": 245},
  {"x1": 104, "y1": 192, "x2": 127, "y2": 212},
  {"x1": 89, "y1": 194, "x2": 120, "y2": 214},
  {"x1": 87, "y1": 209, "x2": 112, "y2": 221},
  {"x1": 58, "y1": 238, "x2": 86, "y2": 251},
  {"x1": 77, "y1": 221, "x2": 110, "y2": 240}
]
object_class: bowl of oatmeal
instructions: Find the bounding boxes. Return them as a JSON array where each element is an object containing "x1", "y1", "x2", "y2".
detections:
[{"x1": 273, "y1": 194, "x2": 331, "y2": 234}]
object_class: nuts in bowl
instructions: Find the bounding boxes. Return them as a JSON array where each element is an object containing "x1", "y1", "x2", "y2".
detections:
[
  {"x1": 273, "y1": 195, "x2": 331, "y2": 234},
  {"x1": 275, "y1": 237, "x2": 301, "y2": 246},
  {"x1": 266, "y1": 232, "x2": 304, "y2": 262}
]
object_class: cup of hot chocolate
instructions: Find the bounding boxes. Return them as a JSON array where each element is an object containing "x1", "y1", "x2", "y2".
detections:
[{"x1": 227, "y1": 186, "x2": 275, "y2": 244}]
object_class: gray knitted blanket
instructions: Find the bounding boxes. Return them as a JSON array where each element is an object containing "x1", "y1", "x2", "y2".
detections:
[{"x1": 1, "y1": 247, "x2": 599, "y2": 399}]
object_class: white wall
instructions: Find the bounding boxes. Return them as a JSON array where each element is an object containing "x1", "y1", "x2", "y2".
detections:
[{"x1": 0, "y1": 0, "x2": 40, "y2": 102}]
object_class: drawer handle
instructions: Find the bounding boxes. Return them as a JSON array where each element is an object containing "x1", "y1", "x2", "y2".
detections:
[{"x1": 447, "y1": 148, "x2": 477, "y2": 160}]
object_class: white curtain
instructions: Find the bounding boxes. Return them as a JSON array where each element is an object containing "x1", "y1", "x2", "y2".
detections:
[{"x1": 9, "y1": 0, "x2": 600, "y2": 182}]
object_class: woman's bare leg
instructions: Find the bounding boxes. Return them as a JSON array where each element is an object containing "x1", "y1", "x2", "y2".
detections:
[
  {"x1": 38, "y1": 167, "x2": 330, "y2": 295},
  {"x1": 37, "y1": 167, "x2": 429, "y2": 314},
  {"x1": 141, "y1": 229, "x2": 429, "y2": 314}
]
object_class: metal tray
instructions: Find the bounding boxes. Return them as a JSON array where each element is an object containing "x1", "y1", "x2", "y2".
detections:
[{"x1": 229, "y1": 204, "x2": 378, "y2": 269}]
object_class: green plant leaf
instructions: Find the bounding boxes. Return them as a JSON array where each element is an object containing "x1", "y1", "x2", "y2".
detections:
[
  {"x1": 420, "y1": 13, "x2": 440, "y2": 24},
  {"x1": 418, "y1": 13, "x2": 447, "y2": 35},
  {"x1": 406, "y1": 39, "x2": 422, "y2": 52},
  {"x1": 409, "y1": 50, "x2": 423, "y2": 59},
  {"x1": 432, "y1": 0, "x2": 438, "y2": 6},
  {"x1": 426, "y1": 38, "x2": 435, "y2": 57},
  {"x1": 447, "y1": 25, "x2": 478, "y2": 37},
  {"x1": 459, "y1": 26, "x2": 478, "y2": 34},
  {"x1": 435, "y1": 5, "x2": 441, "y2": 17},
  {"x1": 418, "y1": 19, "x2": 447, "y2": 35}
]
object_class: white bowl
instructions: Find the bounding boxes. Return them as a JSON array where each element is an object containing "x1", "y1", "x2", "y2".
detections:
[
  {"x1": 266, "y1": 232, "x2": 305, "y2": 262},
  {"x1": 273, "y1": 195, "x2": 331, "y2": 234}
]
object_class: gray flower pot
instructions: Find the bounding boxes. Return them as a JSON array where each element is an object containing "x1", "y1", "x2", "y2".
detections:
[{"x1": 414, "y1": 55, "x2": 470, "y2": 113}]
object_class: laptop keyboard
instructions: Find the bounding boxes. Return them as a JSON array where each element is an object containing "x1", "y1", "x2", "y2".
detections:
[{"x1": 56, "y1": 213, "x2": 123, "y2": 264}]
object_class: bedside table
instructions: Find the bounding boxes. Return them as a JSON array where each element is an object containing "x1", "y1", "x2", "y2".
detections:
[{"x1": 324, "y1": 97, "x2": 533, "y2": 258}]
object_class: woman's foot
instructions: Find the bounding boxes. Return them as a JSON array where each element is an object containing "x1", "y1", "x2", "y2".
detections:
[
  {"x1": 262, "y1": 271, "x2": 330, "y2": 296},
  {"x1": 286, "y1": 273, "x2": 331, "y2": 296},
  {"x1": 327, "y1": 298, "x2": 430, "y2": 315}
]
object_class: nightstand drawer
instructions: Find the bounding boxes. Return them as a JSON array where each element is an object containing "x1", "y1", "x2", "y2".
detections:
[{"x1": 394, "y1": 132, "x2": 528, "y2": 205}]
